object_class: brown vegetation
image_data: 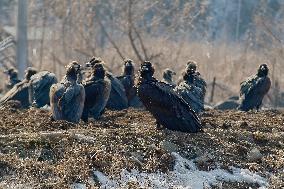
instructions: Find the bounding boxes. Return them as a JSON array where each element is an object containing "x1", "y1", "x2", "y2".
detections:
[{"x1": 0, "y1": 102, "x2": 283, "y2": 188}]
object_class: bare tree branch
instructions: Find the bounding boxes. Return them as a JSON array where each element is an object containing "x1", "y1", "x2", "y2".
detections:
[
  {"x1": 128, "y1": 0, "x2": 144, "y2": 63},
  {"x1": 97, "y1": 18, "x2": 125, "y2": 61}
]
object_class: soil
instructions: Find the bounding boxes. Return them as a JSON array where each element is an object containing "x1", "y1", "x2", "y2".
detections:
[{"x1": 0, "y1": 101, "x2": 283, "y2": 188}]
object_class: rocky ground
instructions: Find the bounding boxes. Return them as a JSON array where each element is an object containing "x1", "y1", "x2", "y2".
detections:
[{"x1": 0, "y1": 101, "x2": 283, "y2": 188}]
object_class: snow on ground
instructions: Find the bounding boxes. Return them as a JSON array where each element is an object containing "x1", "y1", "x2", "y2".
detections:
[{"x1": 92, "y1": 152, "x2": 269, "y2": 189}]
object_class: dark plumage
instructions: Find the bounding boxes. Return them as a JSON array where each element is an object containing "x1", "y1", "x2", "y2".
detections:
[
  {"x1": 162, "y1": 68, "x2": 176, "y2": 86},
  {"x1": 174, "y1": 80, "x2": 205, "y2": 113},
  {"x1": 137, "y1": 61, "x2": 202, "y2": 133},
  {"x1": 29, "y1": 71, "x2": 58, "y2": 108},
  {"x1": 50, "y1": 62, "x2": 85, "y2": 123},
  {"x1": 86, "y1": 57, "x2": 128, "y2": 110},
  {"x1": 117, "y1": 59, "x2": 143, "y2": 108},
  {"x1": 106, "y1": 72, "x2": 128, "y2": 110},
  {"x1": 238, "y1": 64, "x2": 271, "y2": 111},
  {"x1": 0, "y1": 67, "x2": 37, "y2": 108},
  {"x1": 4, "y1": 68, "x2": 21, "y2": 92},
  {"x1": 184, "y1": 61, "x2": 207, "y2": 99},
  {"x1": 81, "y1": 63, "x2": 111, "y2": 122},
  {"x1": 174, "y1": 61, "x2": 206, "y2": 113},
  {"x1": 214, "y1": 96, "x2": 239, "y2": 110}
]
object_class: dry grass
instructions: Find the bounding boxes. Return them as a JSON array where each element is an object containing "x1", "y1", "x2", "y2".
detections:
[
  {"x1": 1, "y1": 37, "x2": 282, "y2": 105},
  {"x1": 0, "y1": 101, "x2": 283, "y2": 188},
  {"x1": 27, "y1": 39, "x2": 283, "y2": 105}
]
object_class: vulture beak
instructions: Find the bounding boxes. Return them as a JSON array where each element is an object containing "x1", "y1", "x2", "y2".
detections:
[{"x1": 260, "y1": 66, "x2": 266, "y2": 72}]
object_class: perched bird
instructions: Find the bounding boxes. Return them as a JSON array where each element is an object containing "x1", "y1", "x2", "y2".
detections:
[
  {"x1": 137, "y1": 61, "x2": 202, "y2": 133},
  {"x1": 105, "y1": 72, "x2": 128, "y2": 110},
  {"x1": 0, "y1": 67, "x2": 37, "y2": 108},
  {"x1": 174, "y1": 61, "x2": 206, "y2": 113},
  {"x1": 29, "y1": 71, "x2": 58, "y2": 108},
  {"x1": 117, "y1": 59, "x2": 143, "y2": 107},
  {"x1": 185, "y1": 61, "x2": 207, "y2": 98},
  {"x1": 50, "y1": 62, "x2": 85, "y2": 123},
  {"x1": 174, "y1": 80, "x2": 205, "y2": 113},
  {"x1": 162, "y1": 68, "x2": 176, "y2": 86},
  {"x1": 81, "y1": 63, "x2": 111, "y2": 122},
  {"x1": 238, "y1": 64, "x2": 271, "y2": 111},
  {"x1": 3, "y1": 68, "x2": 21, "y2": 92},
  {"x1": 86, "y1": 57, "x2": 128, "y2": 110}
]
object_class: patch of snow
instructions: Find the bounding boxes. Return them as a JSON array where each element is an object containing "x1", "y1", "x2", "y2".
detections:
[
  {"x1": 93, "y1": 152, "x2": 269, "y2": 189},
  {"x1": 40, "y1": 105, "x2": 51, "y2": 110}
]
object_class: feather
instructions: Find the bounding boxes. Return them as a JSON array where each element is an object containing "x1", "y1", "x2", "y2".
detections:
[
  {"x1": 137, "y1": 79, "x2": 202, "y2": 133},
  {"x1": 49, "y1": 62, "x2": 85, "y2": 123},
  {"x1": 174, "y1": 81, "x2": 205, "y2": 113},
  {"x1": 29, "y1": 71, "x2": 58, "y2": 107},
  {"x1": 239, "y1": 75, "x2": 271, "y2": 111},
  {"x1": 0, "y1": 80, "x2": 31, "y2": 108},
  {"x1": 82, "y1": 77, "x2": 111, "y2": 121},
  {"x1": 106, "y1": 72, "x2": 128, "y2": 110}
]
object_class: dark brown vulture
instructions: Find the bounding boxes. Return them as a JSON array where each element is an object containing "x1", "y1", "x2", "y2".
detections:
[
  {"x1": 49, "y1": 62, "x2": 85, "y2": 123},
  {"x1": 81, "y1": 63, "x2": 111, "y2": 122},
  {"x1": 238, "y1": 64, "x2": 271, "y2": 111},
  {"x1": 136, "y1": 61, "x2": 202, "y2": 133},
  {"x1": 85, "y1": 57, "x2": 128, "y2": 110},
  {"x1": 0, "y1": 67, "x2": 37, "y2": 108},
  {"x1": 3, "y1": 68, "x2": 21, "y2": 92},
  {"x1": 29, "y1": 71, "x2": 58, "y2": 108},
  {"x1": 117, "y1": 59, "x2": 143, "y2": 108},
  {"x1": 162, "y1": 68, "x2": 176, "y2": 86}
]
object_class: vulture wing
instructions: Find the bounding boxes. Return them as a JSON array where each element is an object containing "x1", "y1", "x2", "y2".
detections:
[{"x1": 138, "y1": 80, "x2": 202, "y2": 133}]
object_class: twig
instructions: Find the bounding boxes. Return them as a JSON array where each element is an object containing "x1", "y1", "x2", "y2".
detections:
[
  {"x1": 97, "y1": 19, "x2": 125, "y2": 60},
  {"x1": 128, "y1": 0, "x2": 144, "y2": 63}
]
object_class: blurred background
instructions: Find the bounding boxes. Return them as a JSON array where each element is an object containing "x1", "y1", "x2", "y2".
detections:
[{"x1": 0, "y1": 0, "x2": 283, "y2": 106}]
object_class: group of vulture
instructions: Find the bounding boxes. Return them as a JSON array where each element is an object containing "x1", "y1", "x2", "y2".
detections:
[{"x1": 0, "y1": 57, "x2": 271, "y2": 133}]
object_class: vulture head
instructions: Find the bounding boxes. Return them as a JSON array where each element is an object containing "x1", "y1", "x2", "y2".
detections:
[
  {"x1": 257, "y1": 64, "x2": 269, "y2": 77},
  {"x1": 139, "y1": 61, "x2": 155, "y2": 80},
  {"x1": 123, "y1": 59, "x2": 134, "y2": 76},
  {"x1": 93, "y1": 63, "x2": 106, "y2": 79},
  {"x1": 86, "y1": 57, "x2": 103, "y2": 68},
  {"x1": 186, "y1": 60, "x2": 197, "y2": 75},
  {"x1": 4, "y1": 68, "x2": 18, "y2": 79},
  {"x1": 163, "y1": 68, "x2": 176, "y2": 82},
  {"x1": 66, "y1": 61, "x2": 81, "y2": 80},
  {"x1": 25, "y1": 67, "x2": 37, "y2": 80}
]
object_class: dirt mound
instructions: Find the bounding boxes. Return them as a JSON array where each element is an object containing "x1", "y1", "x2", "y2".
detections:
[{"x1": 0, "y1": 103, "x2": 283, "y2": 188}]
